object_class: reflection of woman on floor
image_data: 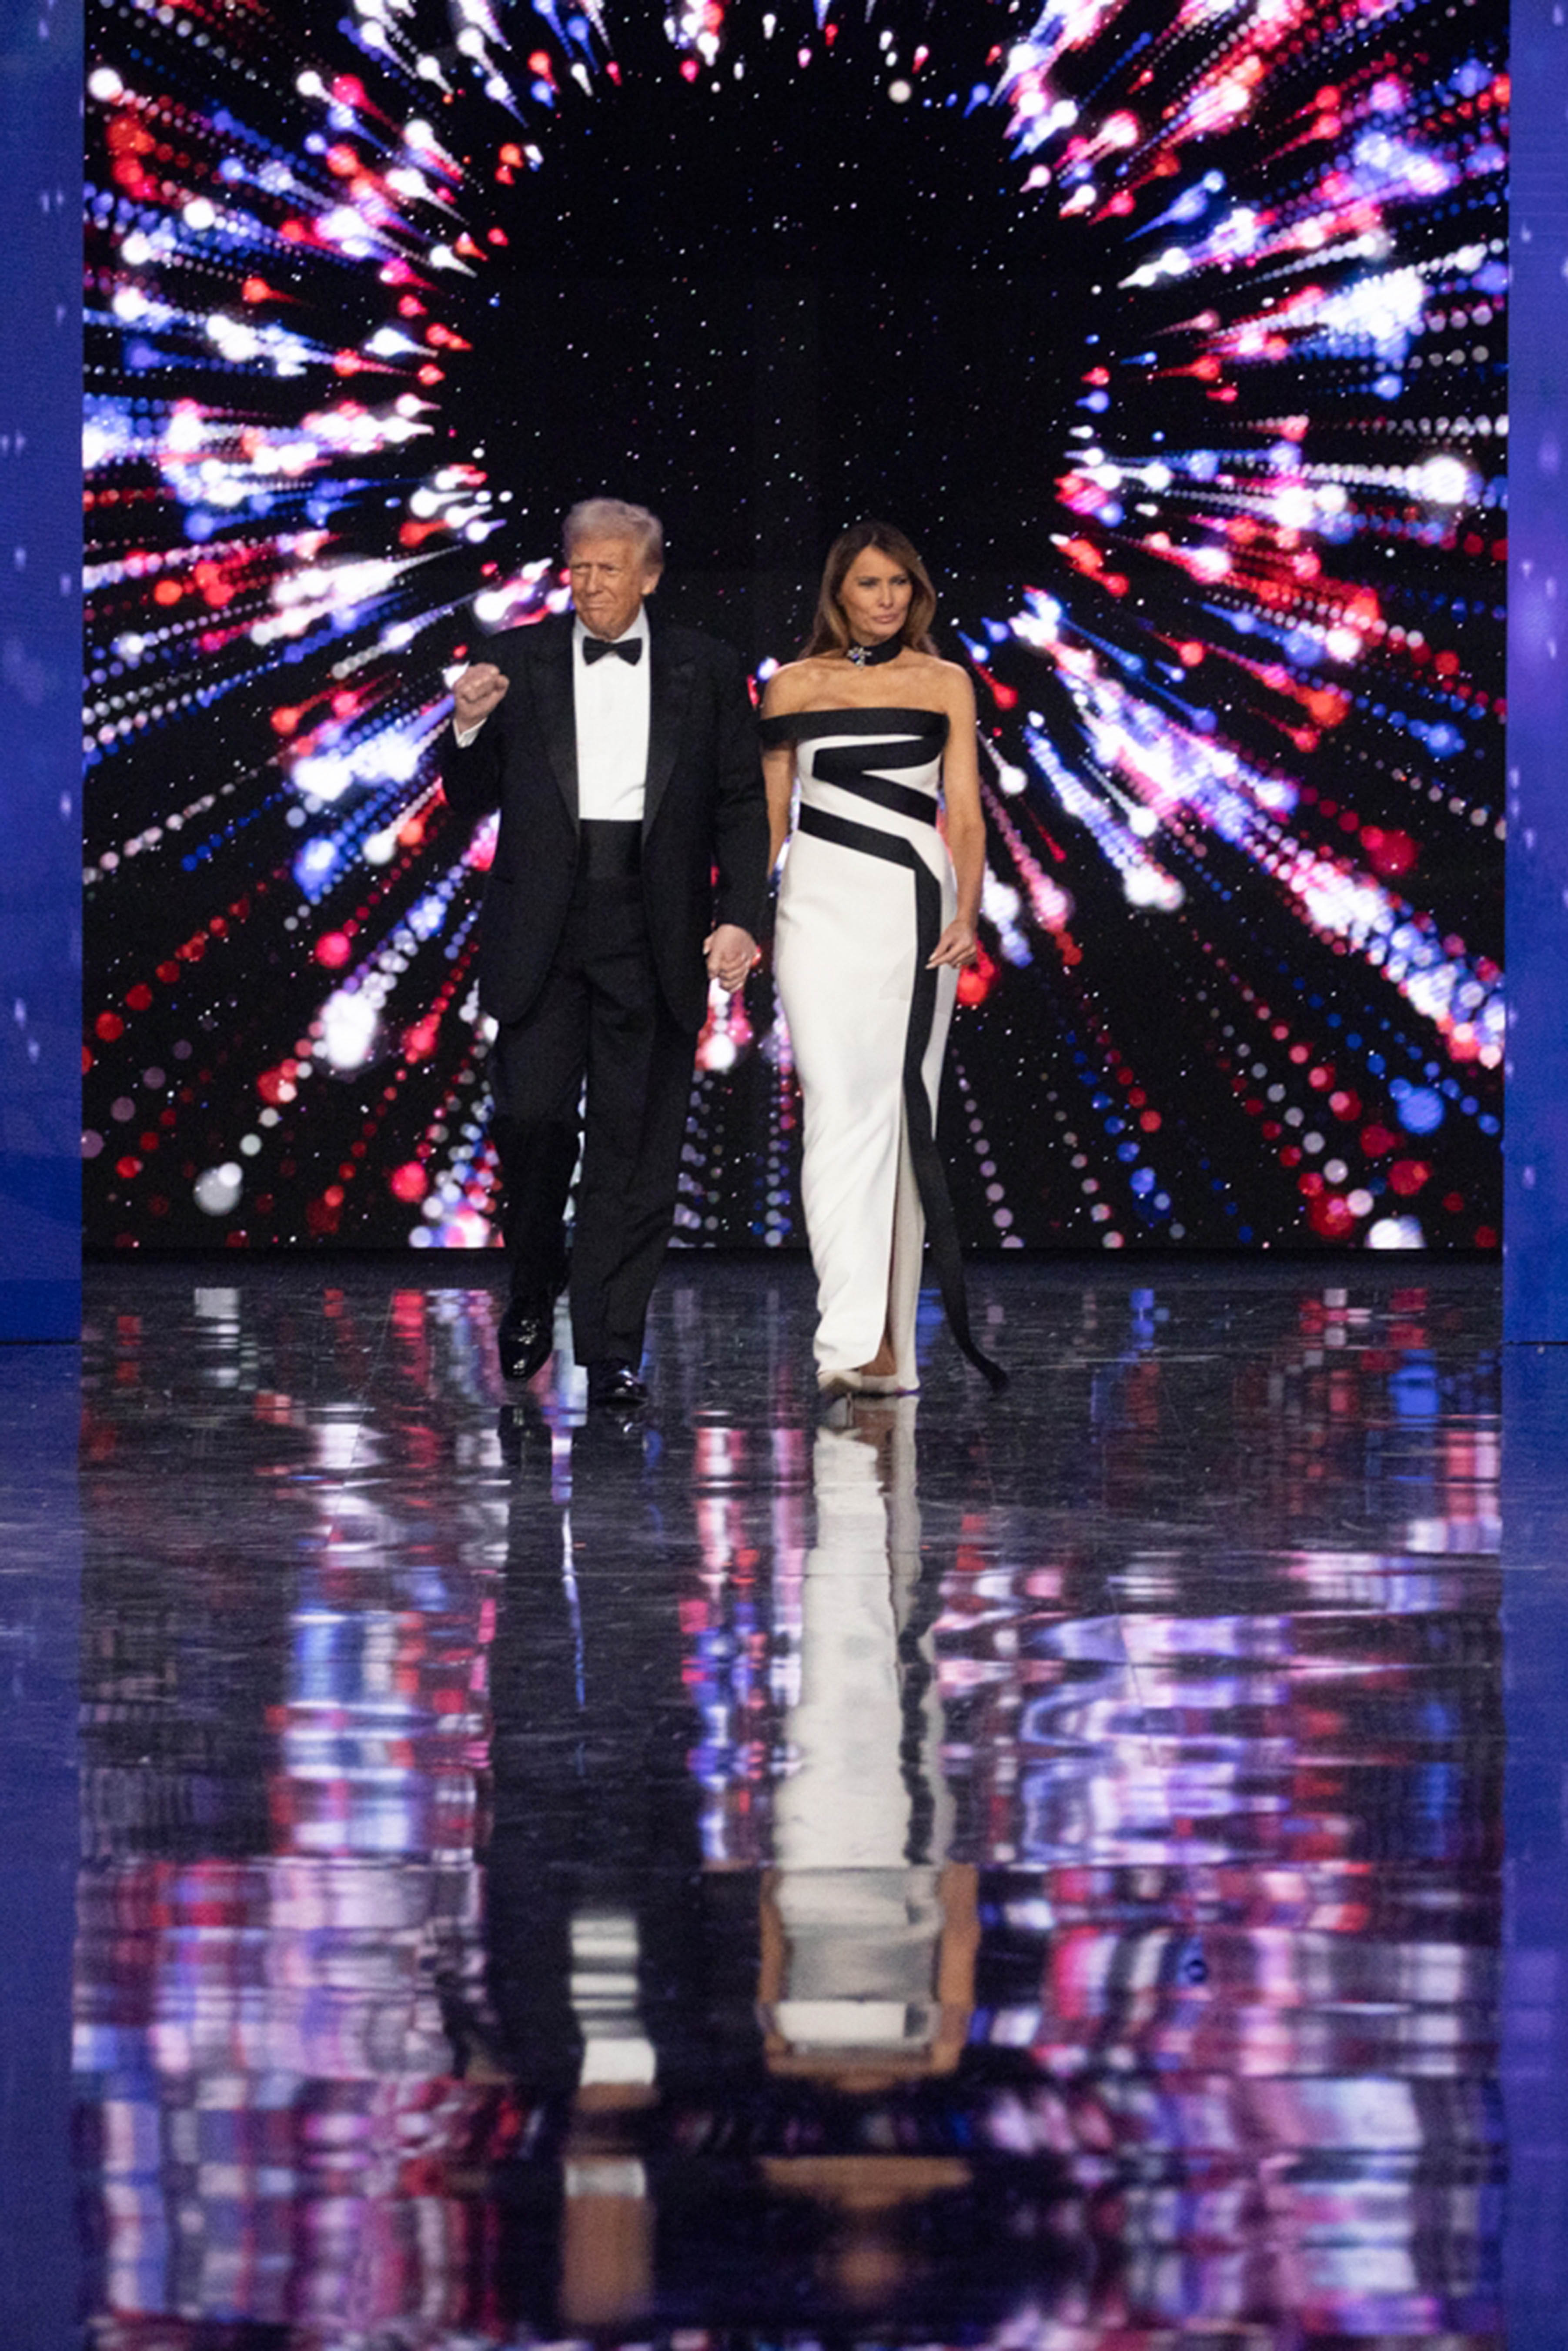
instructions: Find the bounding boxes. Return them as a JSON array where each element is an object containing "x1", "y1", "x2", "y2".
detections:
[
  {"x1": 762, "y1": 523, "x2": 1005, "y2": 1397},
  {"x1": 760, "y1": 1398, "x2": 979, "y2": 2308},
  {"x1": 764, "y1": 1398, "x2": 978, "y2": 2083}
]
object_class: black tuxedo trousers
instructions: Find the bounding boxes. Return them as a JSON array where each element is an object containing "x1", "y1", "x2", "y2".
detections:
[{"x1": 488, "y1": 851, "x2": 692, "y2": 1366}]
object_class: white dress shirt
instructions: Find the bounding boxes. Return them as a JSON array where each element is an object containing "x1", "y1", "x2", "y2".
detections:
[
  {"x1": 452, "y1": 611, "x2": 652, "y2": 824},
  {"x1": 571, "y1": 609, "x2": 651, "y2": 822}
]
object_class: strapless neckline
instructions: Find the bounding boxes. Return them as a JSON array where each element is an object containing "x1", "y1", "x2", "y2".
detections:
[{"x1": 759, "y1": 705, "x2": 949, "y2": 747}]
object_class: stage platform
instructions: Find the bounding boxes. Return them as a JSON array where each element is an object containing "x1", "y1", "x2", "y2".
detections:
[{"x1": 4, "y1": 1254, "x2": 1567, "y2": 2346}]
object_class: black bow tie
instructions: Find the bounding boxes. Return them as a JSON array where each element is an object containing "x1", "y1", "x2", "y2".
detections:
[{"x1": 583, "y1": 634, "x2": 642, "y2": 666}]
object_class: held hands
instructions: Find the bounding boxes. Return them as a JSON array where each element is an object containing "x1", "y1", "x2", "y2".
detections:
[
  {"x1": 452, "y1": 661, "x2": 509, "y2": 733},
  {"x1": 705, "y1": 923, "x2": 758, "y2": 994},
  {"x1": 927, "y1": 918, "x2": 980, "y2": 970}
]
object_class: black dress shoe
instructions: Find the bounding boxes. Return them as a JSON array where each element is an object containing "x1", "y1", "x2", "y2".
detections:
[
  {"x1": 497, "y1": 1298, "x2": 553, "y2": 1384},
  {"x1": 585, "y1": 1358, "x2": 647, "y2": 1409}
]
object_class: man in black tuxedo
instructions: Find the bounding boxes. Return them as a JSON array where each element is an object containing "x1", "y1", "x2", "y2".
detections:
[{"x1": 442, "y1": 498, "x2": 767, "y2": 1407}]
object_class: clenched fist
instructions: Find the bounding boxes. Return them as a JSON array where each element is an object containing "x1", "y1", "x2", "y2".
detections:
[{"x1": 452, "y1": 661, "x2": 509, "y2": 734}]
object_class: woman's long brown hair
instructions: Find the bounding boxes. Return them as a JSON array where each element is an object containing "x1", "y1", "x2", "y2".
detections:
[{"x1": 799, "y1": 520, "x2": 940, "y2": 659}]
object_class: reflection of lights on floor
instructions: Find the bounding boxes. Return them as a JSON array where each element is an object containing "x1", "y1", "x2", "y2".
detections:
[{"x1": 62, "y1": 1255, "x2": 1524, "y2": 2337}]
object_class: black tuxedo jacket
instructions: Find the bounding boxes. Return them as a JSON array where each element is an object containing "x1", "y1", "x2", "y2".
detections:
[{"x1": 440, "y1": 611, "x2": 768, "y2": 1034}]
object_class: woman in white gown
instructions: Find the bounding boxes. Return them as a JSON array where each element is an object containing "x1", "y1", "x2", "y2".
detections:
[{"x1": 761, "y1": 523, "x2": 1006, "y2": 1397}]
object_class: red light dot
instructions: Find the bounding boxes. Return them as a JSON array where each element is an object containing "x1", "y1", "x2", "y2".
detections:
[{"x1": 1364, "y1": 827, "x2": 1417, "y2": 879}]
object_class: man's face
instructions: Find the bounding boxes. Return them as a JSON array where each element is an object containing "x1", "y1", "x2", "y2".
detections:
[{"x1": 567, "y1": 533, "x2": 661, "y2": 642}]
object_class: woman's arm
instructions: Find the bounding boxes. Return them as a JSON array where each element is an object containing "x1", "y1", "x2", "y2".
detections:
[
  {"x1": 929, "y1": 667, "x2": 986, "y2": 969},
  {"x1": 760, "y1": 668, "x2": 802, "y2": 871}
]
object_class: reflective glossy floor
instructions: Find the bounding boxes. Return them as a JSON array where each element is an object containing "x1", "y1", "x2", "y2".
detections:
[{"x1": 3, "y1": 1255, "x2": 1568, "y2": 2349}]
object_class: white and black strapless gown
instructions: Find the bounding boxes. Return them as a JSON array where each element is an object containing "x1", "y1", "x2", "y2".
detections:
[{"x1": 761, "y1": 706, "x2": 1004, "y2": 1392}]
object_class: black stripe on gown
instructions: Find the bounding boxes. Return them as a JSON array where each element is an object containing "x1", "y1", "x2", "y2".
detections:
[{"x1": 763, "y1": 709, "x2": 1007, "y2": 1391}]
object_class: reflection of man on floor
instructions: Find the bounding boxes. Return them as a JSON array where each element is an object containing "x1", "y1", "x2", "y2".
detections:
[
  {"x1": 441, "y1": 498, "x2": 768, "y2": 1410},
  {"x1": 475, "y1": 1422, "x2": 762, "y2": 2329}
]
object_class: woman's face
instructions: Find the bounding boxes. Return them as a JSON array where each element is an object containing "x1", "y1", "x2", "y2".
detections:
[{"x1": 836, "y1": 548, "x2": 913, "y2": 646}]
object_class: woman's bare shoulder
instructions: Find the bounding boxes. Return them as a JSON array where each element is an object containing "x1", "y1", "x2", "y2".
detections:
[
  {"x1": 762, "y1": 655, "x2": 837, "y2": 713},
  {"x1": 905, "y1": 649, "x2": 976, "y2": 712}
]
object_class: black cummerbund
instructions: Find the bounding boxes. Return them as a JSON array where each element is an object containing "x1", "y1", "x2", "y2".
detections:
[{"x1": 576, "y1": 818, "x2": 643, "y2": 880}]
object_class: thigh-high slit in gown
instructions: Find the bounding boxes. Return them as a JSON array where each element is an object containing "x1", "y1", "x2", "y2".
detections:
[{"x1": 761, "y1": 706, "x2": 1005, "y2": 1393}]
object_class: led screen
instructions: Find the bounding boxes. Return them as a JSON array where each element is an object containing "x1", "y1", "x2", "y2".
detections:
[{"x1": 83, "y1": 0, "x2": 1506, "y2": 1252}]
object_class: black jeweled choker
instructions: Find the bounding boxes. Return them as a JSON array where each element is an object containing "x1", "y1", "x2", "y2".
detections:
[{"x1": 845, "y1": 635, "x2": 904, "y2": 668}]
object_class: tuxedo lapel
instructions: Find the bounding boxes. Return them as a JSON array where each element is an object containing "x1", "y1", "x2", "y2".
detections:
[
  {"x1": 643, "y1": 619, "x2": 694, "y2": 837},
  {"x1": 528, "y1": 619, "x2": 578, "y2": 825}
]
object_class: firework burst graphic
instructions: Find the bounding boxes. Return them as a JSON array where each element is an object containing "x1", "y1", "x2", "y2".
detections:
[{"x1": 84, "y1": 0, "x2": 1505, "y2": 1253}]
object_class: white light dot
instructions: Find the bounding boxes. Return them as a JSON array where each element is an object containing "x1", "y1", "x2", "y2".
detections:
[
  {"x1": 1417, "y1": 453, "x2": 1471, "y2": 505},
  {"x1": 194, "y1": 1163, "x2": 243, "y2": 1217},
  {"x1": 321, "y1": 991, "x2": 378, "y2": 1070},
  {"x1": 1367, "y1": 1215, "x2": 1425, "y2": 1251}
]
